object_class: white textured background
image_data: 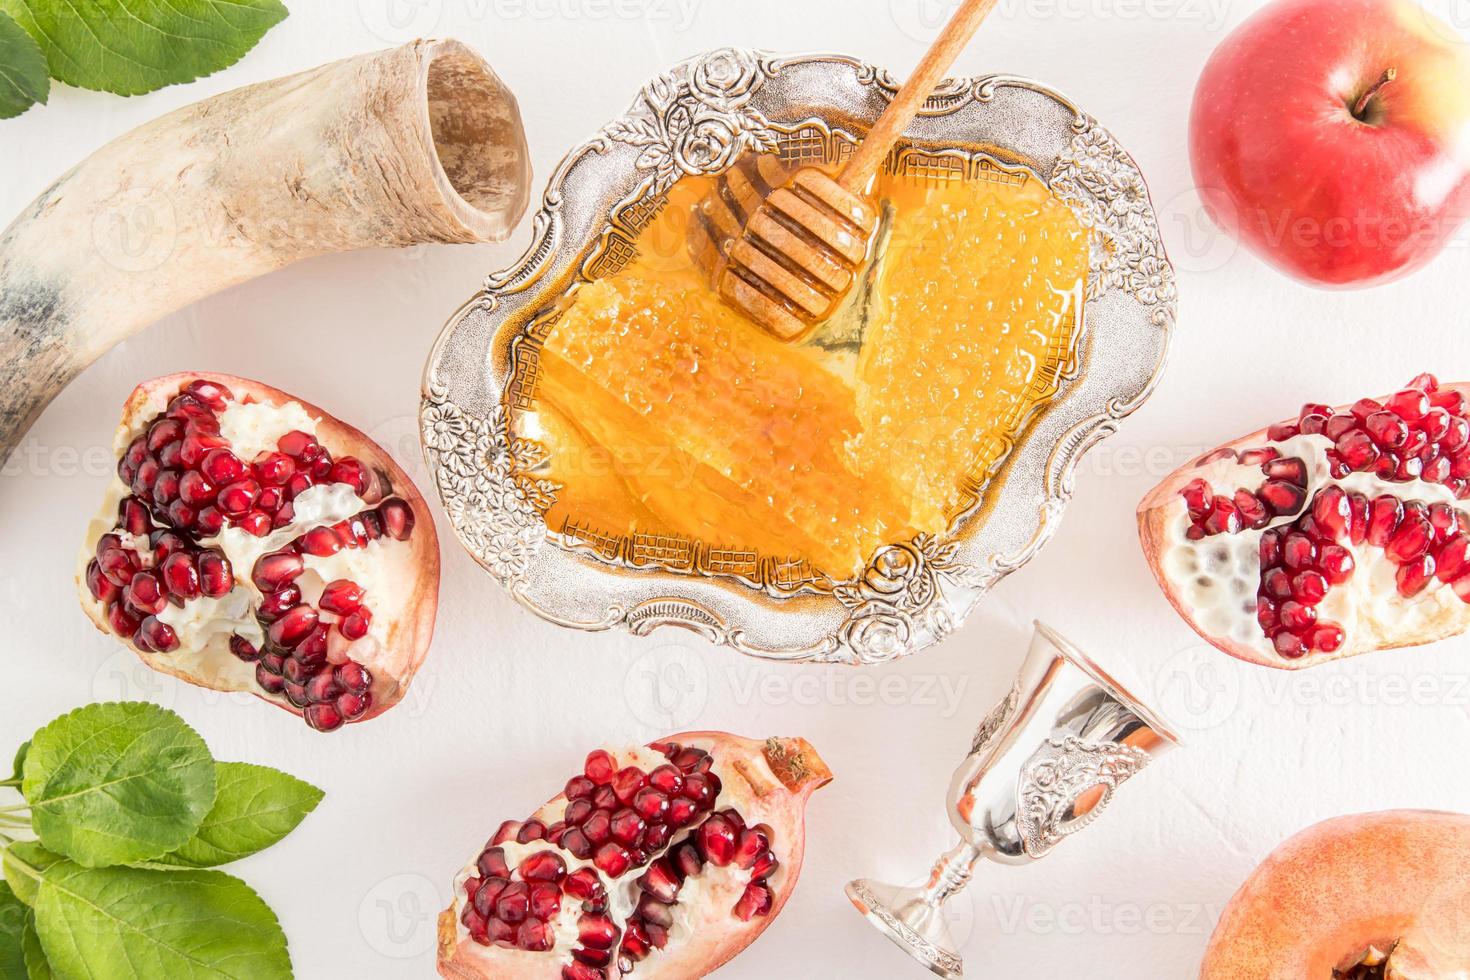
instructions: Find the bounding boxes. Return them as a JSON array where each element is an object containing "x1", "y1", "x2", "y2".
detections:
[{"x1": 4, "y1": 0, "x2": 1470, "y2": 976}]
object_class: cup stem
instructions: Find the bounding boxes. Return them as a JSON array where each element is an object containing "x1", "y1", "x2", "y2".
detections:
[{"x1": 919, "y1": 840, "x2": 983, "y2": 906}]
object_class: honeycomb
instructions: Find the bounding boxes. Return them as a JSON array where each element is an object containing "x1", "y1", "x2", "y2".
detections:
[{"x1": 529, "y1": 160, "x2": 1088, "y2": 582}]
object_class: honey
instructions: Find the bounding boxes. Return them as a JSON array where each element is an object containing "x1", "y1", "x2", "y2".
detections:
[{"x1": 517, "y1": 154, "x2": 1089, "y2": 585}]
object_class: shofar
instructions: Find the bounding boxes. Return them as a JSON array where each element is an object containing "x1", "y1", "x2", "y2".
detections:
[{"x1": 0, "y1": 38, "x2": 531, "y2": 459}]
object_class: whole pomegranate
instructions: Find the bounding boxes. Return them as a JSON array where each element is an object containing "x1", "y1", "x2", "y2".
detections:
[
  {"x1": 78, "y1": 373, "x2": 439, "y2": 731},
  {"x1": 1139, "y1": 373, "x2": 1470, "y2": 668},
  {"x1": 437, "y1": 732, "x2": 832, "y2": 979},
  {"x1": 1200, "y1": 811, "x2": 1470, "y2": 979}
]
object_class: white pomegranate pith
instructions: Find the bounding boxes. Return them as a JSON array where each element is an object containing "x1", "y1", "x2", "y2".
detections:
[{"x1": 1155, "y1": 374, "x2": 1470, "y2": 665}]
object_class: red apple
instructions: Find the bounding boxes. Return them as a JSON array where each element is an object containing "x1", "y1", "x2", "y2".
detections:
[{"x1": 1190, "y1": 0, "x2": 1470, "y2": 287}]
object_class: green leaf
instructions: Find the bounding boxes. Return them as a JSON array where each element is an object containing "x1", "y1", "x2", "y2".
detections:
[
  {"x1": 23, "y1": 703, "x2": 216, "y2": 868},
  {"x1": 33, "y1": 862, "x2": 291, "y2": 979},
  {"x1": 9, "y1": 743, "x2": 28, "y2": 784},
  {"x1": 0, "y1": 844, "x2": 56, "y2": 909},
  {"x1": 0, "y1": 10, "x2": 46, "y2": 120},
  {"x1": 20, "y1": 917, "x2": 49, "y2": 980},
  {"x1": 0, "y1": 883, "x2": 25, "y2": 980},
  {"x1": 152, "y1": 763, "x2": 322, "y2": 869},
  {"x1": 0, "y1": 0, "x2": 289, "y2": 97}
]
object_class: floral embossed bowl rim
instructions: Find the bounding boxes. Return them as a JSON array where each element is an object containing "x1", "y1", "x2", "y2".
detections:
[{"x1": 421, "y1": 48, "x2": 1177, "y2": 665}]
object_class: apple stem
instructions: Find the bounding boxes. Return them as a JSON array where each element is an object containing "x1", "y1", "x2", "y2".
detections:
[{"x1": 1351, "y1": 68, "x2": 1397, "y2": 120}]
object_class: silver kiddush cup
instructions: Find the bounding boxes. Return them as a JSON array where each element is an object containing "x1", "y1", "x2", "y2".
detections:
[{"x1": 846, "y1": 622, "x2": 1182, "y2": 977}]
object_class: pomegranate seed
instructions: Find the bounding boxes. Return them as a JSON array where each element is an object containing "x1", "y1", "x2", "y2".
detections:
[
  {"x1": 681, "y1": 772, "x2": 715, "y2": 807},
  {"x1": 99, "y1": 547, "x2": 139, "y2": 587},
  {"x1": 1299, "y1": 413, "x2": 1327, "y2": 435},
  {"x1": 1324, "y1": 413, "x2": 1356, "y2": 440},
  {"x1": 565, "y1": 799, "x2": 595, "y2": 826},
  {"x1": 578, "y1": 913, "x2": 619, "y2": 951},
  {"x1": 85, "y1": 561, "x2": 119, "y2": 603},
  {"x1": 1239, "y1": 447, "x2": 1280, "y2": 466},
  {"x1": 750, "y1": 850, "x2": 780, "y2": 880},
  {"x1": 734, "y1": 881, "x2": 774, "y2": 921},
  {"x1": 107, "y1": 603, "x2": 141, "y2": 636},
  {"x1": 1445, "y1": 417, "x2": 1470, "y2": 452},
  {"x1": 160, "y1": 552, "x2": 201, "y2": 600},
  {"x1": 529, "y1": 881, "x2": 561, "y2": 920},
  {"x1": 517, "y1": 820, "x2": 547, "y2": 844},
  {"x1": 611, "y1": 767, "x2": 647, "y2": 805},
  {"x1": 229, "y1": 636, "x2": 259, "y2": 661},
  {"x1": 1267, "y1": 422, "x2": 1299, "y2": 441},
  {"x1": 256, "y1": 664, "x2": 286, "y2": 694},
  {"x1": 1278, "y1": 601, "x2": 1316, "y2": 632},
  {"x1": 378, "y1": 499, "x2": 415, "y2": 540},
  {"x1": 636, "y1": 893, "x2": 674, "y2": 929},
  {"x1": 304, "y1": 703, "x2": 345, "y2": 732},
  {"x1": 125, "y1": 570, "x2": 167, "y2": 615},
  {"x1": 335, "y1": 662, "x2": 372, "y2": 694},
  {"x1": 268, "y1": 605, "x2": 319, "y2": 648},
  {"x1": 1233, "y1": 490, "x2": 1269, "y2": 529},
  {"x1": 1365, "y1": 411, "x2": 1409, "y2": 448},
  {"x1": 139, "y1": 616, "x2": 179, "y2": 652},
  {"x1": 1257, "y1": 596, "x2": 1279, "y2": 631},
  {"x1": 562, "y1": 828, "x2": 594, "y2": 860},
  {"x1": 1388, "y1": 388, "x2": 1429, "y2": 421},
  {"x1": 305, "y1": 672, "x2": 340, "y2": 704},
  {"x1": 609, "y1": 809, "x2": 645, "y2": 847},
  {"x1": 594, "y1": 843, "x2": 632, "y2": 877},
  {"x1": 197, "y1": 551, "x2": 233, "y2": 598},
  {"x1": 698, "y1": 814, "x2": 738, "y2": 866},
  {"x1": 118, "y1": 497, "x2": 153, "y2": 535},
  {"x1": 1318, "y1": 544, "x2": 1355, "y2": 584},
  {"x1": 632, "y1": 788, "x2": 669, "y2": 822},
  {"x1": 1273, "y1": 631, "x2": 1308, "y2": 658},
  {"x1": 1397, "y1": 555, "x2": 1437, "y2": 597},
  {"x1": 672, "y1": 842, "x2": 703, "y2": 879},
  {"x1": 1281, "y1": 533, "x2": 1316, "y2": 570},
  {"x1": 336, "y1": 692, "x2": 371, "y2": 720},
  {"x1": 1387, "y1": 515, "x2": 1433, "y2": 562},
  {"x1": 639, "y1": 858, "x2": 680, "y2": 903},
  {"x1": 329, "y1": 459, "x2": 369, "y2": 495},
  {"x1": 583, "y1": 810, "x2": 612, "y2": 845},
  {"x1": 1334, "y1": 430, "x2": 1378, "y2": 470},
  {"x1": 496, "y1": 881, "x2": 531, "y2": 924},
  {"x1": 1310, "y1": 488, "x2": 1350, "y2": 540},
  {"x1": 300, "y1": 526, "x2": 343, "y2": 557},
  {"x1": 253, "y1": 551, "x2": 304, "y2": 589},
  {"x1": 1202, "y1": 497, "x2": 1240, "y2": 534},
  {"x1": 254, "y1": 452, "x2": 295, "y2": 485},
  {"x1": 1348, "y1": 493, "x2": 1369, "y2": 544},
  {"x1": 258, "y1": 585, "x2": 302, "y2": 623},
  {"x1": 585, "y1": 750, "x2": 617, "y2": 784},
  {"x1": 1258, "y1": 529, "x2": 1282, "y2": 568},
  {"x1": 646, "y1": 764, "x2": 684, "y2": 796},
  {"x1": 478, "y1": 847, "x2": 510, "y2": 878},
  {"x1": 215, "y1": 480, "x2": 259, "y2": 517},
  {"x1": 735, "y1": 825, "x2": 773, "y2": 869},
  {"x1": 1367, "y1": 496, "x2": 1403, "y2": 546},
  {"x1": 340, "y1": 608, "x2": 372, "y2": 640},
  {"x1": 1258, "y1": 480, "x2": 1306, "y2": 516},
  {"x1": 517, "y1": 850, "x2": 567, "y2": 883},
  {"x1": 318, "y1": 580, "x2": 364, "y2": 615},
  {"x1": 184, "y1": 379, "x2": 232, "y2": 409},
  {"x1": 1438, "y1": 536, "x2": 1470, "y2": 582},
  {"x1": 1180, "y1": 478, "x2": 1210, "y2": 516},
  {"x1": 233, "y1": 512, "x2": 271, "y2": 536},
  {"x1": 1425, "y1": 455, "x2": 1452, "y2": 484},
  {"x1": 277, "y1": 430, "x2": 319, "y2": 458}
]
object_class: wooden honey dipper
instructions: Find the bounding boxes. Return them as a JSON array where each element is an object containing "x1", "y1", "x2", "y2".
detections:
[{"x1": 692, "y1": 0, "x2": 1000, "y2": 341}]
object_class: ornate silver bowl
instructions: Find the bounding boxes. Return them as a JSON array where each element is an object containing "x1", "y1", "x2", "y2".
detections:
[{"x1": 421, "y1": 48, "x2": 1177, "y2": 665}]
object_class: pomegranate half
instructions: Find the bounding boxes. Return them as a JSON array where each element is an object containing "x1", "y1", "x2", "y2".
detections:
[
  {"x1": 1139, "y1": 374, "x2": 1470, "y2": 668},
  {"x1": 437, "y1": 732, "x2": 832, "y2": 979},
  {"x1": 1200, "y1": 810, "x2": 1470, "y2": 979},
  {"x1": 77, "y1": 373, "x2": 439, "y2": 731}
]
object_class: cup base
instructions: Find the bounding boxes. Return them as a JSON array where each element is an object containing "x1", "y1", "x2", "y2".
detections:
[{"x1": 845, "y1": 878, "x2": 964, "y2": 978}]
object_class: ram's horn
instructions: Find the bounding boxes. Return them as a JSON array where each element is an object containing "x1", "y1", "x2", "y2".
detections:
[{"x1": 0, "y1": 38, "x2": 531, "y2": 459}]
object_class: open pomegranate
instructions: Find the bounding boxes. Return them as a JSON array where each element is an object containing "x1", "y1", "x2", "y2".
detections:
[
  {"x1": 77, "y1": 373, "x2": 439, "y2": 731},
  {"x1": 1139, "y1": 374, "x2": 1470, "y2": 668},
  {"x1": 436, "y1": 732, "x2": 831, "y2": 979},
  {"x1": 1200, "y1": 810, "x2": 1470, "y2": 979}
]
